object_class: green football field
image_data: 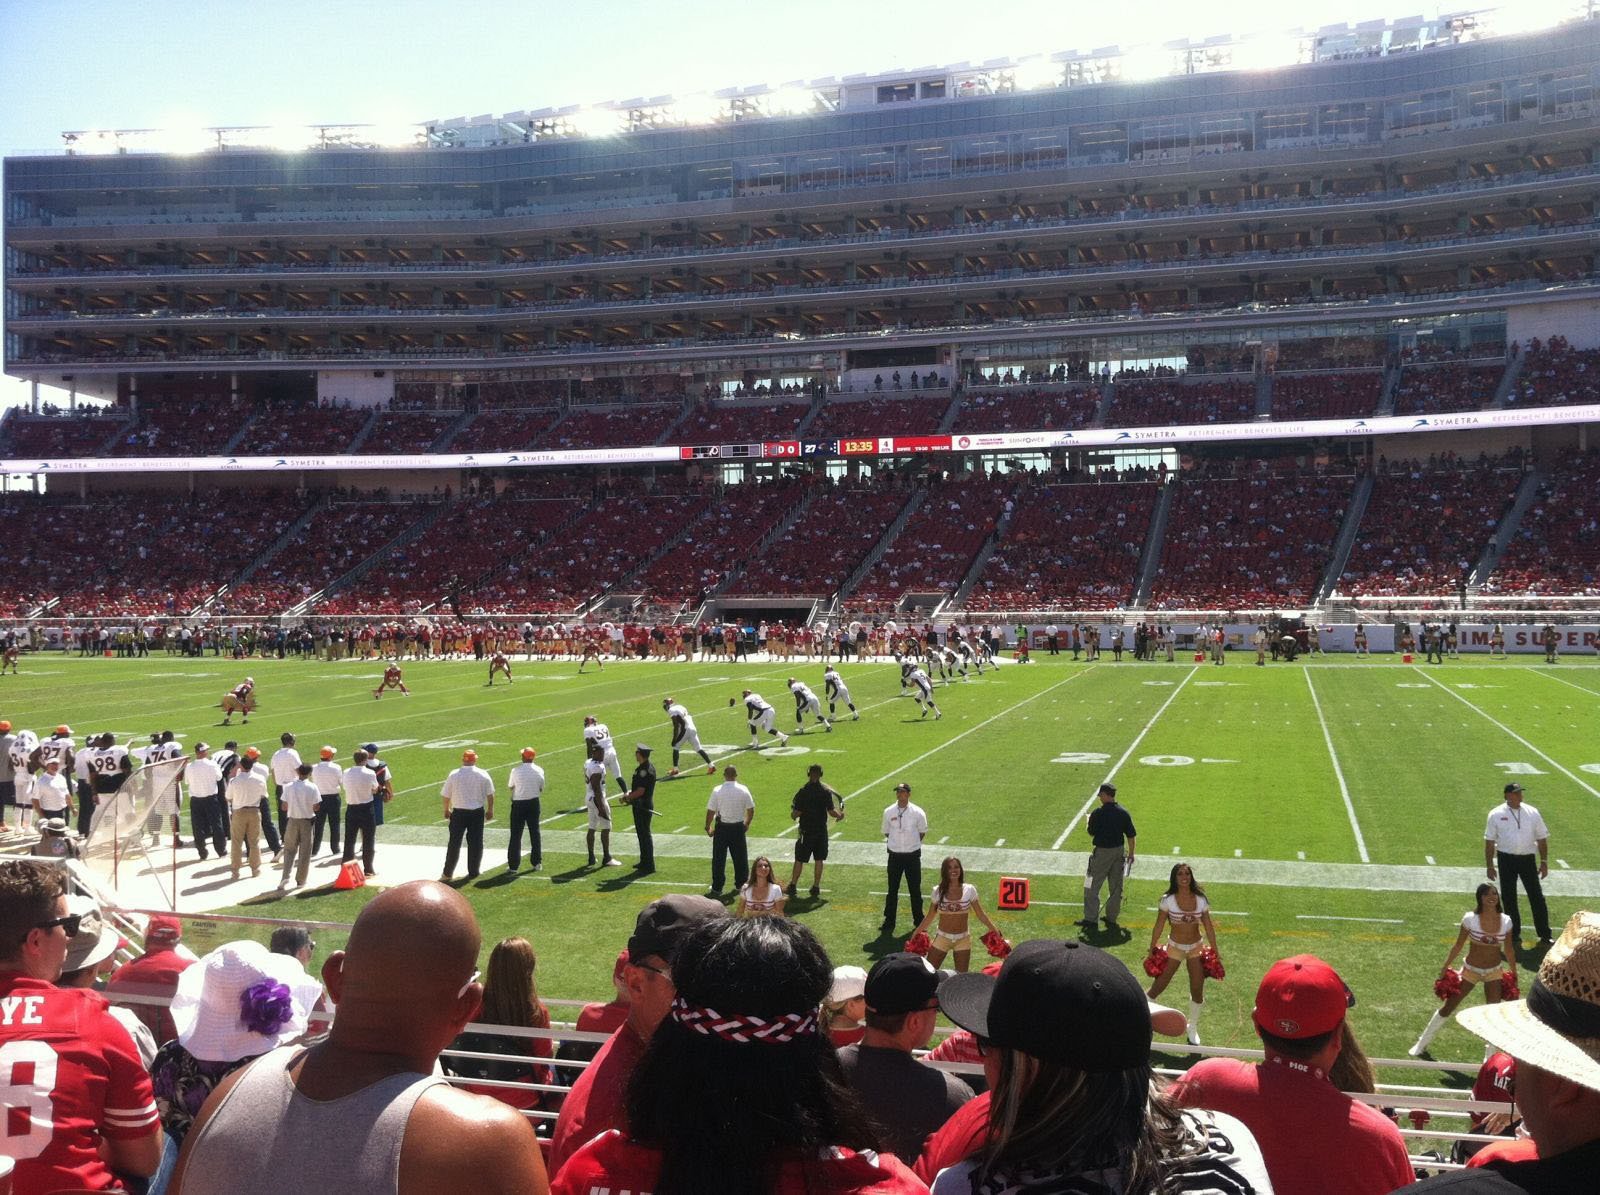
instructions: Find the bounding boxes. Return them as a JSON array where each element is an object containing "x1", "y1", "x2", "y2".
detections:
[{"x1": 6, "y1": 649, "x2": 1599, "y2": 1078}]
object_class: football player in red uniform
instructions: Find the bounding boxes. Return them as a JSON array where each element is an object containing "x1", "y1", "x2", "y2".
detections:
[
  {"x1": 487, "y1": 651, "x2": 514, "y2": 686},
  {"x1": 219, "y1": 677, "x2": 255, "y2": 725},
  {"x1": 0, "y1": 863, "x2": 162, "y2": 1194},
  {"x1": 1, "y1": 643, "x2": 20, "y2": 675},
  {"x1": 578, "y1": 635, "x2": 605, "y2": 673},
  {"x1": 372, "y1": 663, "x2": 411, "y2": 700}
]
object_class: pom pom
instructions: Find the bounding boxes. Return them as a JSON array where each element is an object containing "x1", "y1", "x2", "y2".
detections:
[
  {"x1": 239, "y1": 980, "x2": 294, "y2": 1036},
  {"x1": 981, "y1": 929, "x2": 1011, "y2": 959},
  {"x1": 905, "y1": 931, "x2": 931, "y2": 956},
  {"x1": 1200, "y1": 948, "x2": 1226, "y2": 980},
  {"x1": 1408, "y1": 1109, "x2": 1432, "y2": 1130},
  {"x1": 1498, "y1": 971, "x2": 1520, "y2": 1000},
  {"x1": 1434, "y1": 969, "x2": 1464, "y2": 1001},
  {"x1": 1142, "y1": 946, "x2": 1170, "y2": 978}
]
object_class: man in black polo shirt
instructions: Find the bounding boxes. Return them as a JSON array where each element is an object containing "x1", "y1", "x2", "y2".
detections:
[
  {"x1": 621, "y1": 744, "x2": 657, "y2": 874},
  {"x1": 1079, "y1": 782, "x2": 1136, "y2": 933},
  {"x1": 786, "y1": 763, "x2": 844, "y2": 898}
]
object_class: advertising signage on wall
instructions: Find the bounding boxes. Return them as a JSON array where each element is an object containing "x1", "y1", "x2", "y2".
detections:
[{"x1": 5, "y1": 403, "x2": 1598, "y2": 476}]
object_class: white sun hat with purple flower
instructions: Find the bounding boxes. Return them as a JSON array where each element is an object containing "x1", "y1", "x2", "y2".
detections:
[{"x1": 170, "y1": 939, "x2": 324, "y2": 1062}]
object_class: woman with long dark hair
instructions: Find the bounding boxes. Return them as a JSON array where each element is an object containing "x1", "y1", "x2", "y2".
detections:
[
  {"x1": 737, "y1": 855, "x2": 787, "y2": 918},
  {"x1": 444, "y1": 936, "x2": 553, "y2": 1110},
  {"x1": 551, "y1": 917, "x2": 925, "y2": 1195},
  {"x1": 1409, "y1": 881, "x2": 1519, "y2": 1057},
  {"x1": 1144, "y1": 862, "x2": 1221, "y2": 1045},
  {"x1": 932, "y1": 939, "x2": 1270, "y2": 1194},
  {"x1": 911, "y1": 856, "x2": 1001, "y2": 972}
]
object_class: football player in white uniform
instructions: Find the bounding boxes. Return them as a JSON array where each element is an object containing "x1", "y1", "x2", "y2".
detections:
[
  {"x1": 8, "y1": 727, "x2": 39, "y2": 832},
  {"x1": 909, "y1": 666, "x2": 942, "y2": 719},
  {"x1": 87, "y1": 732, "x2": 133, "y2": 837},
  {"x1": 143, "y1": 730, "x2": 185, "y2": 847},
  {"x1": 787, "y1": 677, "x2": 832, "y2": 733},
  {"x1": 583, "y1": 741, "x2": 620, "y2": 867},
  {"x1": 582, "y1": 716, "x2": 628, "y2": 795},
  {"x1": 663, "y1": 698, "x2": 715, "y2": 777},
  {"x1": 898, "y1": 656, "x2": 917, "y2": 696},
  {"x1": 735, "y1": 690, "x2": 789, "y2": 749},
  {"x1": 822, "y1": 665, "x2": 858, "y2": 720}
]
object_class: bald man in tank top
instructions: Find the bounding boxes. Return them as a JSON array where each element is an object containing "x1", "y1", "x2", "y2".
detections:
[{"x1": 171, "y1": 881, "x2": 548, "y2": 1195}]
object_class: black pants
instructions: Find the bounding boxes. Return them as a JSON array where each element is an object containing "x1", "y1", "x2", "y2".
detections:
[
  {"x1": 190, "y1": 794, "x2": 226, "y2": 858},
  {"x1": 312, "y1": 793, "x2": 341, "y2": 853},
  {"x1": 632, "y1": 803, "x2": 654, "y2": 871},
  {"x1": 710, "y1": 822, "x2": 748, "y2": 892},
  {"x1": 508, "y1": 799, "x2": 541, "y2": 869},
  {"x1": 273, "y1": 783, "x2": 287, "y2": 835},
  {"x1": 343, "y1": 804, "x2": 376, "y2": 873},
  {"x1": 257, "y1": 798, "x2": 281, "y2": 852},
  {"x1": 1498, "y1": 851, "x2": 1552, "y2": 942},
  {"x1": 76, "y1": 782, "x2": 97, "y2": 837},
  {"x1": 884, "y1": 849, "x2": 924, "y2": 929},
  {"x1": 443, "y1": 808, "x2": 485, "y2": 878}
]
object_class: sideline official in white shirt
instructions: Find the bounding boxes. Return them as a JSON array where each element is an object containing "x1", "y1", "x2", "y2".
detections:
[
  {"x1": 508, "y1": 747, "x2": 545, "y2": 873},
  {"x1": 881, "y1": 782, "x2": 928, "y2": 935},
  {"x1": 1485, "y1": 782, "x2": 1554, "y2": 944},
  {"x1": 441, "y1": 749, "x2": 495, "y2": 881}
]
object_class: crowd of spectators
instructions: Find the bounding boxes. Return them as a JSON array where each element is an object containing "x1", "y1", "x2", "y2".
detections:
[
  {"x1": 1481, "y1": 449, "x2": 1600, "y2": 595},
  {"x1": 1508, "y1": 336, "x2": 1600, "y2": 407},
  {"x1": 807, "y1": 396, "x2": 951, "y2": 439},
  {"x1": 1108, "y1": 379, "x2": 1256, "y2": 428},
  {"x1": 1391, "y1": 363, "x2": 1504, "y2": 416},
  {"x1": 850, "y1": 477, "x2": 1017, "y2": 602},
  {"x1": 731, "y1": 484, "x2": 910, "y2": 596},
  {"x1": 357, "y1": 411, "x2": 459, "y2": 454},
  {"x1": 949, "y1": 388, "x2": 1100, "y2": 434},
  {"x1": 966, "y1": 481, "x2": 1160, "y2": 610},
  {"x1": 536, "y1": 404, "x2": 682, "y2": 451},
  {"x1": 1340, "y1": 464, "x2": 1520, "y2": 596},
  {"x1": 634, "y1": 480, "x2": 803, "y2": 603},
  {"x1": 1271, "y1": 372, "x2": 1384, "y2": 420},
  {"x1": 3, "y1": 410, "x2": 129, "y2": 458},
  {"x1": 109, "y1": 398, "x2": 250, "y2": 457},
  {"x1": 446, "y1": 409, "x2": 564, "y2": 454},
  {"x1": 249, "y1": 404, "x2": 373, "y2": 455},
  {"x1": 1149, "y1": 473, "x2": 1355, "y2": 609},
  {"x1": 674, "y1": 399, "x2": 809, "y2": 444}
]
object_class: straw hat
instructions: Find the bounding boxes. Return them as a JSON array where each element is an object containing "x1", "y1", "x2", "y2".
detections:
[
  {"x1": 1458, "y1": 911, "x2": 1600, "y2": 1095},
  {"x1": 170, "y1": 940, "x2": 323, "y2": 1062}
]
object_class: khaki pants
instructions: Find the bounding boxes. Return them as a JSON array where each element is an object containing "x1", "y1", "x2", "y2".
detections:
[
  {"x1": 1083, "y1": 845, "x2": 1126, "y2": 924},
  {"x1": 280, "y1": 817, "x2": 314, "y2": 886},
  {"x1": 230, "y1": 806, "x2": 262, "y2": 876}
]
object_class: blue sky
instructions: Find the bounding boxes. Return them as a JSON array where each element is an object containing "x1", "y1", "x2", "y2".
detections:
[{"x1": 0, "y1": 0, "x2": 1447, "y2": 409}]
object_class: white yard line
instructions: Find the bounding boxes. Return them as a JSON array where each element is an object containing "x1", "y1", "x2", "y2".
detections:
[
  {"x1": 1052, "y1": 666, "x2": 1200, "y2": 850},
  {"x1": 1304, "y1": 669, "x2": 1372, "y2": 863},
  {"x1": 1297, "y1": 914, "x2": 1405, "y2": 924},
  {"x1": 1411, "y1": 667, "x2": 1600, "y2": 800},
  {"x1": 1531, "y1": 669, "x2": 1600, "y2": 699}
]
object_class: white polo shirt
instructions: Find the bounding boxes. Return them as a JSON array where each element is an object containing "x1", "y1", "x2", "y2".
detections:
[
  {"x1": 707, "y1": 780, "x2": 755, "y2": 824},
  {"x1": 33, "y1": 769, "x2": 71, "y2": 812},
  {"x1": 282, "y1": 777, "x2": 321, "y2": 820},
  {"x1": 882, "y1": 800, "x2": 929, "y2": 853},
  {"x1": 510, "y1": 762, "x2": 546, "y2": 801},
  {"x1": 270, "y1": 747, "x2": 303, "y2": 786},
  {"x1": 1485, "y1": 801, "x2": 1549, "y2": 856},
  {"x1": 185, "y1": 758, "x2": 224, "y2": 799},
  {"x1": 311, "y1": 760, "x2": 344, "y2": 796},
  {"x1": 226, "y1": 764, "x2": 269, "y2": 813},
  {"x1": 342, "y1": 764, "x2": 379, "y2": 806},
  {"x1": 442, "y1": 765, "x2": 494, "y2": 811}
]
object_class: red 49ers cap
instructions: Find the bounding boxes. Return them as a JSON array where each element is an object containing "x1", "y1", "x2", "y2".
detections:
[{"x1": 1253, "y1": 954, "x2": 1356, "y2": 1039}]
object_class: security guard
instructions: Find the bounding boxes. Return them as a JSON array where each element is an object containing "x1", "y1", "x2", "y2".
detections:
[{"x1": 623, "y1": 743, "x2": 657, "y2": 874}]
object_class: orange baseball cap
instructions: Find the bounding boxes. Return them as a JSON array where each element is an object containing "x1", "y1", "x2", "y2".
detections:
[
  {"x1": 0, "y1": 720, "x2": 10, "y2": 732},
  {"x1": 521, "y1": 747, "x2": 536, "y2": 761},
  {"x1": 319, "y1": 746, "x2": 336, "y2": 759},
  {"x1": 56, "y1": 724, "x2": 72, "y2": 735},
  {"x1": 244, "y1": 746, "x2": 261, "y2": 759}
]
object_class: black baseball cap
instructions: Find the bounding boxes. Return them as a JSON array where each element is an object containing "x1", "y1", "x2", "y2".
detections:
[
  {"x1": 864, "y1": 953, "x2": 942, "y2": 1015},
  {"x1": 1504, "y1": 783, "x2": 1524, "y2": 794},
  {"x1": 939, "y1": 939, "x2": 1151, "y2": 1072},
  {"x1": 627, "y1": 894, "x2": 726, "y2": 965}
]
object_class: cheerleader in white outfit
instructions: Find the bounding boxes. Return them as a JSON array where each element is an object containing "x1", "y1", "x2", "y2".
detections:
[
  {"x1": 1146, "y1": 862, "x2": 1222, "y2": 1045},
  {"x1": 737, "y1": 856, "x2": 788, "y2": 919},
  {"x1": 1410, "y1": 882, "x2": 1519, "y2": 1057},
  {"x1": 912, "y1": 856, "x2": 1001, "y2": 972}
]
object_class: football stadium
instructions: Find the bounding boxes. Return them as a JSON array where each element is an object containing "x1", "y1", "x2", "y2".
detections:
[{"x1": 3, "y1": 3, "x2": 1600, "y2": 1191}]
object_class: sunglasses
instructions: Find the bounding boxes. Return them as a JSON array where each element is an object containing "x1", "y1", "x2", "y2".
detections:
[
  {"x1": 37, "y1": 914, "x2": 84, "y2": 937},
  {"x1": 456, "y1": 969, "x2": 481, "y2": 1000}
]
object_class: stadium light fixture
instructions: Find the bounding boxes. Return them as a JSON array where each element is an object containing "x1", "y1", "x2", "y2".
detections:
[
  {"x1": 367, "y1": 122, "x2": 425, "y2": 148},
  {"x1": 571, "y1": 106, "x2": 627, "y2": 138},
  {"x1": 670, "y1": 93, "x2": 724, "y2": 127},
  {"x1": 767, "y1": 86, "x2": 815, "y2": 116},
  {"x1": 1012, "y1": 57, "x2": 1062, "y2": 91},
  {"x1": 158, "y1": 126, "x2": 217, "y2": 155},
  {"x1": 1232, "y1": 33, "x2": 1301, "y2": 72},
  {"x1": 1119, "y1": 47, "x2": 1173, "y2": 82}
]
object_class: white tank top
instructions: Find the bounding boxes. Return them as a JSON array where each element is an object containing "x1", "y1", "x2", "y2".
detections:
[
  {"x1": 1463, "y1": 911, "x2": 1509, "y2": 947},
  {"x1": 1160, "y1": 893, "x2": 1210, "y2": 925},
  {"x1": 180, "y1": 1046, "x2": 444, "y2": 1195},
  {"x1": 932, "y1": 882, "x2": 979, "y2": 915}
]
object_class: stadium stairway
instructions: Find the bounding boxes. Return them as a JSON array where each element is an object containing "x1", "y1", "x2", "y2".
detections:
[
  {"x1": 343, "y1": 408, "x2": 385, "y2": 453},
  {"x1": 219, "y1": 412, "x2": 261, "y2": 456},
  {"x1": 1253, "y1": 371, "x2": 1273, "y2": 419},
  {"x1": 1313, "y1": 472, "x2": 1376, "y2": 602},
  {"x1": 1374, "y1": 359, "x2": 1403, "y2": 416},
  {"x1": 431, "y1": 497, "x2": 589, "y2": 616},
  {"x1": 290, "y1": 500, "x2": 449, "y2": 616},
  {"x1": 1489, "y1": 350, "x2": 1527, "y2": 408},
  {"x1": 936, "y1": 386, "x2": 965, "y2": 433},
  {"x1": 197, "y1": 495, "x2": 333, "y2": 612},
  {"x1": 582, "y1": 493, "x2": 718, "y2": 610},
  {"x1": 1128, "y1": 480, "x2": 1176, "y2": 609},
  {"x1": 428, "y1": 408, "x2": 479, "y2": 451},
  {"x1": 1467, "y1": 466, "x2": 1544, "y2": 588},
  {"x1": 948, "y1": 495, "x2": 1019, "y2": 608},
  {"x1": 833, "y1": 486, "x2": 928, "y2": 606},
  {"x1": 700, "y1": 486, "x2": 821, "y2": 600},
  {"x1": 793, "y1": 391, "x2": 828, "y2": 437},
  {"x1": 1090, "y1": 380, "x2": 1114, "y2": 427},
  {"x1": 652, "y1": 401, "x2": 694, "y2": 446}
]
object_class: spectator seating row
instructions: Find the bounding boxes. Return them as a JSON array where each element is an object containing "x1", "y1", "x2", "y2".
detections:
[
  {"x1": 851, "y1": 478, "x2": 1017, "y2": 602},
  {"x1": 966, "y1": 481, "x2": 1160, "y2": 610},
  {"x1": 250, "y1": 406, "x2": 372, "y2": 455},
  {"x1": 730, "y1": 486, "x2": 908, "y2": 597},
  {"x1": 537, "y1": 405, "x2": 681, "y2": 452},
  {"x1": 1391, "y1": 363, "x2": 1503, "y2": 416},
  {"x1": 1149, "y1": 474, "x2": 1355, "y2": 609},
  {"x1": 1108, "y1": 379, "x2": 1256, "y2": 428},
  {"x1": 108, "y1": 399, "x2": 247, "y2": 457},
  {"x1": 949, "y1": 388, "x2": 1100, "y2": 434},
  {"x1": 1510, "y1": 337, "x2": 1600, "y2": 407},
  {"x1": 635, "y1": 481, "x2": 804, "y2": 603},
  {"x1": 1339, "y1": 467, "x2": 1520, "y2": 596},
  {"x1": 359, "y1": 412, "x2": 457, "y2": 454},
  {"x1": 1271, "y1": 372, "x2": 1384, "y2": 420},
  {"x1": 4, "y1": 413, "x2": 128, "y2": 459},
  {"x1": 1483, "y1": 450, "x2": 1600, "y2": 595},
  {"x1": 674, "y1": 400, "x2": 809, "y2": 445},
  {"x1": 806, "y1": 396, "x2": 950, "y2": 440}
]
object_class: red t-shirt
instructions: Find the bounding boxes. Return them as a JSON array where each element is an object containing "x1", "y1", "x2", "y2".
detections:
[
  {"x1": 574, "y1": 1001, "x2": 629, "y2": 1036},
  {"x1": 1, "y1": 972, "x2": 160, "y2": 1195},
  {"x1": 552, "y1": 1130, "x2": 930, "y2": 1195},
  {"x1": 547, "y1": 1020, "x2": 647, "y2": 1176},
  {"x1": 829, "y1": 1025, "x2": 866, "y2": 1049},
  {"x1": 1467, "y1": 1136, "x2": 1539, "y2": 1168},
  {"x1": 1169, "y1": 1055, "x2": 1413, "y2": 1195},
  {"x1": 105, "y1": 948, "x2": 193, "y2": 1046},
  {"x1": 913, "y1": 1091, "x2": 990, "y2": 1184}
]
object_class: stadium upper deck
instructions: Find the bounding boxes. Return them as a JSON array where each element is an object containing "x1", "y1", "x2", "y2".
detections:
[{"x1": 4, "y1": 12, "x2": 1598, "y2": 413}]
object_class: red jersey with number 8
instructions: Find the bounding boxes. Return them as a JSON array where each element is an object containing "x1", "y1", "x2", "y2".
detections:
[{"x1": 0, "y1": 973, "x2": 159, "y2": 1195}]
